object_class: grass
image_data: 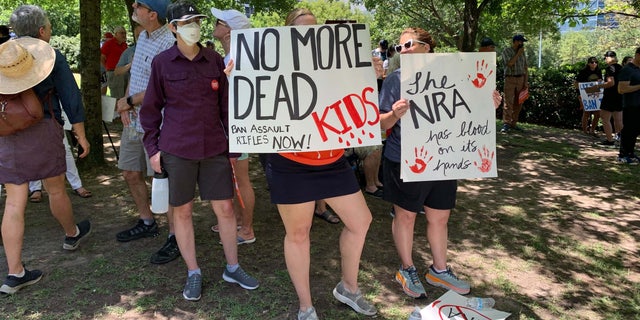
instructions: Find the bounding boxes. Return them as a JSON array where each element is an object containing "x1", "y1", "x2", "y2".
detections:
[{"x1": 1, "y1": 120, "x2": 639, "y2": 319}]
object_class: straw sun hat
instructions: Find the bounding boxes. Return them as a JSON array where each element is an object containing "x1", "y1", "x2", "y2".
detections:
[{"x1": 0, "y1": 37, "x2": 55, "y2": 94}]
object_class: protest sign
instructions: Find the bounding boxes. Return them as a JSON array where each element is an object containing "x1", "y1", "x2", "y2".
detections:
[
  {"x1": 228, "y1": 24, "x2": 381, "y2": 153},
  {"x1": 399, "y1": 53, "x2": 497, "y2": 181},
  {"x1": 578, "y1": 81, "x2": 603, "y2": 111},
  {"x1": 420, "y1": 290, "x2": 511, "y2": 320}
]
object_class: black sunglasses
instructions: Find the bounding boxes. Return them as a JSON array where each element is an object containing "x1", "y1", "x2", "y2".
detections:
[{"x1": 394, "y1": 39, "x2": 428, "y2": 53}]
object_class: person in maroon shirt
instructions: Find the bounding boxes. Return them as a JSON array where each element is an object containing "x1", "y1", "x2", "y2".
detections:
[
  {"x1": 139, "y1": 0, "x2": 259, "y2": 301},
  {"x1": 100, "y1": 26, "x2": 127, "y2": 98}
]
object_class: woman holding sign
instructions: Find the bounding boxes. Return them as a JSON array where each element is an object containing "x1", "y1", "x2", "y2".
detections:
[
  {"x1": 264, "y1": 8, "x2": 377, "y2": 320},
  {"x1": 575, "y1": 57, "x2": 603, "y2": 136},
  {"x1": 378, "y1": 27, "x2": 471, "y2": 299}
]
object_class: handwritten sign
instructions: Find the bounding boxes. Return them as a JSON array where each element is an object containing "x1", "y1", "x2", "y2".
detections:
[
  {"x1": 228, "y1": 24, "x2": 381, "y2": 153},
  {"x1": 400, "y1": 53, "x2": 497, "y2": 181},
  {"x1": 578, "y1": 81, "x2": 603, "y2": 111},
  {"x1": 420, "y1": 291, "x2": 511, "y2": 320}
]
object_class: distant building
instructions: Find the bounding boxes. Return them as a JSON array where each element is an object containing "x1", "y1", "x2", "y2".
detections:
[{"x1": 559, "y1": 0, "x2": 618, "y2": 33}]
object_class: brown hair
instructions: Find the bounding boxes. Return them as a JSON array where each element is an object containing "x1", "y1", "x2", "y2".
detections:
[
  {"x1": 400, "y1": 27, "x2": 436, "y2": 53},
  {"x1": 285, "y1": 8, "x2": 314, "y2": 26}
]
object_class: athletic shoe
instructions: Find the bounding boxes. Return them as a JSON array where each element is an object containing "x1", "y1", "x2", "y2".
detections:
[
  {"x1": 500, "y1": 124, "x2": 510, "y2": 133},
  {"x1": 332, "y1": 280, "x2": 377, "y2": 316},
  {"x1": 298, "y1": 306, "x2": 319, "y2": 320},
  {"x1": 223, "y1": 266, "x2": 259, "y2": 290},
  {"x1": 0, "y1": 267, "x2": 43, "y2": 294},
  {"x1": 599, "y1": 140, "x2": 615, "y2": 148},
  {"x1": 150, "y1": 235, "x2": 181, "y2": 264},
  {"x1": 63, "y1": 220, "x2": 92, "y2": 250},
  {"x1": 116, "y1": 219, "x2": 159, "y2": 242},
  {"x1": 617, "y1": 156, "x2": 639, "y2": 165},
  {"x1": 182, "y1": 273, "x2": 202, "y2": 301},
  {"x1": 425, "y1": 265, "x2": 470, "y2": 294},
  {"x1": 395, "y1": 265, "x2": 426, "y2": 298}
]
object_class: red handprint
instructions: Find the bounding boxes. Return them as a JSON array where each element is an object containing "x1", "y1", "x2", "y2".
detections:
[
  {"x1": 473, "y1": 146, "x2": 494, "y2": 173},
  {"x1": 468, "y1": 59, "x2": 494, "y2": 88},
  {"x1": 405, "y1": 146, "x2": 433, "y2": 174}
]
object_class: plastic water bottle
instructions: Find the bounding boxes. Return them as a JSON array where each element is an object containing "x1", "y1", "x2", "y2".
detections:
[
  {"x1": 408, "y1": 306, "x2": 422, "y2": 320},
  {"x1": 151, "y1": 170, "x2": 169, "y2": 214},
  {"x1": 466, "y1": 297, "x2": 495, "y2": 310}
]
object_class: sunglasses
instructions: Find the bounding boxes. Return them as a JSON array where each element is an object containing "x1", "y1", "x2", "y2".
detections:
[
  {"x1": 589, "y1": 61, "x2": 598, "y2": 64},
  {"x1": 394, "y1": 39, "x2": 428, "y2": 53}
]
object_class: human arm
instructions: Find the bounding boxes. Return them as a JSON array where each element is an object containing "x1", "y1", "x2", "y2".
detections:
[
  {"x1": 139, "y1": 60, "x2": 164, "y2": 160},
  {"x1": 618, "y1": 81, "x2": 640, "y2": 94},
  {"x1": 71, "y1": 123, "x2": 90, "y2": 158},
  {"x1": 378, "y1": 71, "x2": 405, "y2": 130}
]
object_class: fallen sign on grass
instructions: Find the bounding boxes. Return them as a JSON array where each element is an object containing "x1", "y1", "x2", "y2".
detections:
[{"x1": 419, "y1": 290, "x2": 511, "y2": 320}]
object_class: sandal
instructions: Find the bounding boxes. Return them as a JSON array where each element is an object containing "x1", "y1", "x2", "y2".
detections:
[
  {"x1": 29, "y1": 190, "x2": 42, "y2": 203},
  {"x1": 73, "y1": 188, "x2": 92, "y2": 198},
  {"x1": 314, "y1": 210, "x2": 341, "y2": 224},
  {"x1": 364, "y1": 188, "x2": 384, "y2": 198}
]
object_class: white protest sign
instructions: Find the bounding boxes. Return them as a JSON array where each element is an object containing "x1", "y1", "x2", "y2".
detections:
[
  {"x1": 229, "y1": 24, "x2": 381, "y2": 153},
  {"x1": 578, "y1": 81, "x2": 603, "y2": 111},
  {"x1": 421, "y1": 290, "x2": 511, "y2": 320},
  {"x1": 400, "y1": 53, "x2": 497, "y2": 181}
]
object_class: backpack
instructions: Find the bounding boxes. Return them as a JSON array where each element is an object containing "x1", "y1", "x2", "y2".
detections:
[{"x1": 0, "y1": 88, "x2": 44, "y2": 136}]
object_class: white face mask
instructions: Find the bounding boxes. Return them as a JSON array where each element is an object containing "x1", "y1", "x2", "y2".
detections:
[{"x1": 176, "y1": 22, "x2": 201, "y2": 46}]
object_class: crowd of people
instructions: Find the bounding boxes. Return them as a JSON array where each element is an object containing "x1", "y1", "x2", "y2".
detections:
[{"x1": 1, "y1": 1, "x2": 638, "y2": 319}]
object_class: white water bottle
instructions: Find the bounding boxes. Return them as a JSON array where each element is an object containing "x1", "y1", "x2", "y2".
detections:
[
  {"x1": 151, "y1": 170, "x2": 168, "y2": 214},
  {"x1": 408, "y1": 306, "x2": 422, "y2": 320},
  {"x1": 466, "y1": 297, "x2": 495, "y2": 310}
]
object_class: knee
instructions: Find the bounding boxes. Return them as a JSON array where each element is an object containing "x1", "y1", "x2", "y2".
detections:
[
  {"x1": 122, "y1": 170, "x2": 143, "y2": 184},
  {"x1": 286, "y1": 225, "x2": 312, "y2": 244}
]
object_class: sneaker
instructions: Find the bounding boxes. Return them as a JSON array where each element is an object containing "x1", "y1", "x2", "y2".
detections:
[
  {"x1": 298, "y1": 306, "x2": 319, "y2": 320},
  {"x1": 425, "y1": 265, "x2": 470, "y2": 294},
  {"x1": 500, "y1": 124, "x2": 510, "y2": 133},
  {"x1": 0, "y1": 267, "x2": 43, "y2": 294},
  {"x1": 150, "y1": 235, "x2": 181, "y2": 264},
  {"x1": 182, "y1": 273, "x2": 202, "y2": 301},
  {"x1": 599, "y1": 140, "x2": 615, "y2": 148},
  {"x1": 395, "y1": 265, "x2": 426, "y2": 298},
  {"x1": 223, "y1": 266, "x2": 259, "y2": 290},
  {"x1": 617, "y1": 156, "x2": 639, "y2": 165},
  {"x1": 332, "y1": 280, "x2": 377, "y2": 316},
  {"x1": 63, "y1": 220, "x2": 92, "y2": 250},
  {"x1": 116, "y1": 219, "x2": 159, "y2": 242}
]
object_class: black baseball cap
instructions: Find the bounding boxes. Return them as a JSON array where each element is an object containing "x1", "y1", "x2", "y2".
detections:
[
  {"x1": 513, "y1": 34, "x2": 528, "y2": 42},
  {"x1": 480, "y1": 37, "x2": 495, "y2": 47},
  {"x1": 166, "y1": 0, "x2": 206, "y2": 23},
  {"x1": 604, "y1": 51, "x2": 616, "y2": 58}
]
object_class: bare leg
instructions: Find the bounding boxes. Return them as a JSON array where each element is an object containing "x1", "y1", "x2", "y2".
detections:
[
  {"x1": 590, "y1": 111, "x2": 601, "y2": 134},
  {"x1": 601, "y1": 110, "x2": 613, "y2": 141},
  {"x1": 392, "y1": 205, "x2": 417, "y2": 269},
  {"x1": 173, "y1": 201, "x2": 197, "y2": 270},
  {"x1": 234, "y1": 158, "x2": 255, "y2": 240},
  {"x1": 122, "y1": 170, "x2": 154, "y2": 221},
  {"x1": 278, "y1": 201, "x2": 315, "y2": 311},
  {"x1": 426, "y1": 207, "x2": 451, "y2": 270},
  {"x1": 363, "y1": 149, "x2": 382, "y2": 193},
  {"x1": 613, "y1": 111, "x2": 623, "y2": 137},
  {"x1": 212, "y1": 199, "x2": 238, "y2": 265},
  {"x1": 326, "y1": 192, "x2": 372, "y2": 293},
  {"x1": 2, "y1": 183, "x2": 28, "y2": 274},
  {"x1": 42, "y1": 174, "x2": 76, "y2": 236}
]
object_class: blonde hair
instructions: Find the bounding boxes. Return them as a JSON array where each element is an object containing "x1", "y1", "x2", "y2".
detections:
[
  {"x1": 400, "y1": 27, "x2": 436, "y2": 53},
  {"x1": 285, "y1": 8, "x2": 315, "y2": 26}
]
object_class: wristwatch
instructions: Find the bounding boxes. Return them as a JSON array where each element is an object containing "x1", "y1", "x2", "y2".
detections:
[{"x1": 126, "y1": 96, "x2": 134, "y2": 107}]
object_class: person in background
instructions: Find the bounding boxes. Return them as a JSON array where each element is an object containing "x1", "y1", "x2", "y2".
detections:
[
  {"x1": 100, "y1": 26, "x2": 127, "y2": 98},
  {"x1": 114, "y1": 0, "x2": 180, "y2": 265},
  {"x1": 0, "y1": 25, "x2": 10, "y2": 44},
  {"x1": 479, "y1": 37, "x2": 502, "y2": 109},
  {"x1": 616, "y1": 47, "x2": 640, "y2": 164},
  {"x1": 1, "y1": 5, "x2": 92, "y2": 294},
  {"x1": 575, "y1": 56, "x2": 602, "y2": 136},
  {"x1": 379, "y1": 27, "x2": 471, "y2": 299},
  {"x1": 114, "y1": 24, "x2": 144, "y2": 92},
  {"x1": 210, "y1": 7, "x2": 257, "y2": 244},
  {"x1": 205, "y1": 40, "x2": 214, "y2": 50},
  {"x1": 265, "y1": 8, "x2": 377, "y2": 320},
  {"x1": 622, "y1": 56, "x2": 633, "y2": 66},
  {"x1": 140, "y1": 0, "x2": 259, "y2": 301},
  {"x1": 501, "y1": 34, "x2": 529, "y2": 133},
  {"x1": 596, "y1": 51, "x2": 623, "y2": 147}
]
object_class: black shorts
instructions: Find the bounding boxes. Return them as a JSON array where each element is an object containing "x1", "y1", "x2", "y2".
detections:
[
  {"x1": 162, "y1": 153, "x2": 234, "y2": 206},
  {"x1": 382, "y1": 157, "x2": 457, "y2": 212},
  {"x1": 266, "y1": 154, "x2": 360, "y2": 204}
]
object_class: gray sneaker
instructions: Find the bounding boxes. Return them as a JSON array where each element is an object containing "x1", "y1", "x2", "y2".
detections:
[
  {"x1": 395, "y1": 265, "x2": 426, "y2": 298},
  {"x1": 222, "y1": 266, "x2": 259, "y2": 290},
  {"x1": 425, "y1": 265, "x2": 470, "y2": 295},
  {"x1": 298, "y1": 306, "x2": 319, "y2": 320},
  {"x1": 182, "y1": 273, "x2": 202, "y2": 301},
  {"x1": 332, "y1": 280, "x2": 377, "y2": 316}
]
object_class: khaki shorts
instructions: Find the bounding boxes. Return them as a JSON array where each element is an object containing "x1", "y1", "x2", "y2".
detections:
[{"x1": 117, "y1": 127, "x2": 154, "y2": 177}]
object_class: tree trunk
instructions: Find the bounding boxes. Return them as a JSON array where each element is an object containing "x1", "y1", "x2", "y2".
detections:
[
  {"x1": 79, "y1": 0, "x2": 105, "y2": 167},
  {"x1": 461, "y1": 0, "x2": 480, "y2": 52}
]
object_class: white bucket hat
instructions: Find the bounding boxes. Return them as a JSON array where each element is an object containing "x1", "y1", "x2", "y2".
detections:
[{"x1": 0, "y1": 37, "x2": 55, "y2": 94}]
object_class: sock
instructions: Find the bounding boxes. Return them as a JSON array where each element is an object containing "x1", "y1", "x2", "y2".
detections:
[
  {"x1": 226, "y1": 264, "x2": 239, "y2": 273},
  {"x1": 143, "y1": 218, "x2": 155, "y2": 226},
  {"x1": 9, "y1": 269, "x2": 25, "y2": 278},
  {"x1": 66, "y1": 225, "x2": 80, "y2": 238},
  {"x1": 431, "y1": 265, "x2": 447, "y2": 273},
  {"x1": 188, "y1": 268, "x2": 201, "y2": 277}
]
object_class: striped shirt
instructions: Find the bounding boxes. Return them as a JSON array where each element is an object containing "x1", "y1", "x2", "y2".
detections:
[
  {"x1": 128, "y1": 25, "x2": 175, "y2": 132},
  {"x1": 501, "y1": 47, "x2": 527, "y2": 76}
]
